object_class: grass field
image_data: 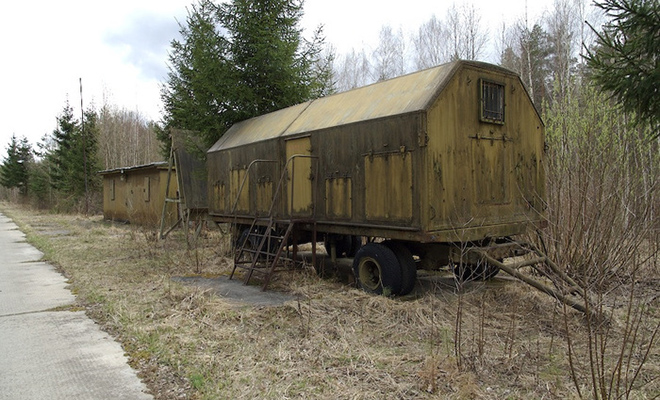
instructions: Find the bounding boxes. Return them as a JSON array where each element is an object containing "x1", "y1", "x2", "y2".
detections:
[{"x1": 2, "y1": 203, "x2": 658, "y2": 400}]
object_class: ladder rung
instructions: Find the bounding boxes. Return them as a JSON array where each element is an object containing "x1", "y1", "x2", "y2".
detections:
[
  {"x1": 245, "y1": 234, "x2": 286, "y2": 241},
  {"x1": 235, "y1": 248, "x2": 290, "y2": 256},
  {"x1": 231, "y1": 218, "x2": 310, "y2": 290}
]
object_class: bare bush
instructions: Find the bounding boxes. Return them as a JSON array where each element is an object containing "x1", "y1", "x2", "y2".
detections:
[
  {"x1": 542, "y1": 80, "x2": 659, "y2": 398},
  {"x1": 543, "y1": 84, "x2": 658, "y2": 289}
]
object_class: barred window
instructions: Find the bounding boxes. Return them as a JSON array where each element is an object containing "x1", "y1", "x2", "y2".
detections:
[{"x1": 481, "y1": 80, "x2": 505, "y2": 124}]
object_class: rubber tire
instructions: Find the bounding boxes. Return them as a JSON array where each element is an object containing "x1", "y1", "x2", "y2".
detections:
[
  {"x1": 453, "y1": 262, "x2": 500, "y2": 282},
  {"x1": 236, "y1": 227, "x2": 257, "y2": 249},
  {"x1": 383, "y1": 241, "x2": 417, "y2": 296},
  {"x1": 352, "y1": 243, "x2": 402, "y2": 296},
  {"x1": 325, "y1": 234, "x2": 362, "y2": 258}
]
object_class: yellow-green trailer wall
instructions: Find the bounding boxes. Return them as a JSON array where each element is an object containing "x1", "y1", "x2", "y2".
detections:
[
  {"x1": 207, "y1": 62, "x2": 545, "y2": 243},
  {"x1": 102, "y1": 167, "x2": 179, "y2": 227},
  {"x1": 423, "y1": 64, "x2": 545, "y2": 241}
]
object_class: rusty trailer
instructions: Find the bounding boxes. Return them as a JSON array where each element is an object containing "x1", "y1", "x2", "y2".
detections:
[
  {"x1": 207, "y1": 60, "x2": 547, "y2": 296},
  {"x1": 100, "y1": 162, "x2": 179, "y2": 227}
]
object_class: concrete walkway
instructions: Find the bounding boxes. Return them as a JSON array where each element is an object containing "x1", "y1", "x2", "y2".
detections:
[{"x1": 0, "y1": 213, "x2": 152, "y2": 400}]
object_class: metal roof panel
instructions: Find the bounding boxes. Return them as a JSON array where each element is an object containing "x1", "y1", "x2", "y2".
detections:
[
  {"x1": 208, "y1": 101, "x2": 312, "y2": 151},
  {"x1": 284, "y1": 63, "x2": 456, "y2": 136},
  {"x1": 209, "y1": 61, "x2": 490, "y2": 152}
]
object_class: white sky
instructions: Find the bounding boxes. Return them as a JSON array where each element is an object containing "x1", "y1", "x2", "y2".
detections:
[{"x1": 0, "y1": 0, "x2": 558, "y2": 151}]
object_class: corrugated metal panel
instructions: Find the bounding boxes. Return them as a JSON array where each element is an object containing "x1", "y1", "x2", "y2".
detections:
[
  {"x1": 209, "y1": 62, "x2": 460, "y2": 152},
  {"x1": 286, "y1": 65, "x2": 455, "y2": 136},
  {"x1": 172, "y1": 130, "x2": 208, "y2": 210},
  {"x1": 99, "y1": 161, "x2": 168, "y2": 175},
  {"x1": 208, "y1": 101, "x2": 312, "y2": 152}
]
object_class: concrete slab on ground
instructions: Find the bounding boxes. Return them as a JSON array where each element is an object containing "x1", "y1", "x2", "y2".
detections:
[
  {"x1": 0, "y1": 212, "x2": 152, "y2": 400},
  {"x1": 173, "y1": 275, "x2": 294, "y2": 306},
  {"x1": 0, "y1": 311, "x2": 151, "y2": 400}
]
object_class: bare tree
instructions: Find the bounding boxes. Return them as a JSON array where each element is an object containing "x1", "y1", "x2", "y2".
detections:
[
  {"x1": 462, "y1": 3, "x2": 489, "y2": 60},
  {"x1": 334, "y1": 48, "x2": 373, "y2": 92},
  {"x1": 499, "y1": 21, "x2": 523, "y2": 71},
  {"x1": 98, "y1": 102, "x2": 161, "y2": 170},
  {"x1": 546, "y1": 0, "x2": 581, "y2": 102},
  {"x1": 498, "y1": 18, "x2": 554, "y2": 109},
  {"x1": 446, "y1": 2, "x2": 489, "y2": 61},
  {"x1": 412, "y1": 15, "x2": 452, "y2": 70},
  {"x1": 372, "y1": 25, "x2": 406, "y2": 81},
  {"x1": 446, "y1": 3, "x2": 462, "y2": 59}
]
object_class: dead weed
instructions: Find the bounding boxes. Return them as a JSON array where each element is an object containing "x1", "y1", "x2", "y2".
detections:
[{"x1": 2, "y1": 203, "x2": 658, "y2": 400}]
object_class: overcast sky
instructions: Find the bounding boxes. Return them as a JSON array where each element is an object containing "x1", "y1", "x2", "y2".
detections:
[{"x1": 1, "y1": 0, "x2": 558, "y2": 151}]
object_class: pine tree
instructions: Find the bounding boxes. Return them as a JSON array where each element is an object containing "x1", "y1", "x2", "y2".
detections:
[
  {"x1": 585, "y1": 0, "x2": 660, "y2": 136},
  {"x1": 500, "y1": 24, "x2": 553, "y2": 110},
  {"x1": 47, "y1": 101, "x2": 101, "y2": 200},
  {"x1": 0, "y1": 135, "x2": 32, "y2": 195},
  {"x1": 160, "y1": 0, "x2": 333, "y2": 149},
  {"x1": 49, "y1": 102, "x2": 79, "y2": 194},
  {"x1": 161, "y1": 1, "x2": 232, "y2": 150}
]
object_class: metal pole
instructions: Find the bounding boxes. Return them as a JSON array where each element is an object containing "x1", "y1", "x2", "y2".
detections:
[{"x1": 79, "y1": 78, "x2": 89, "y2": 214}]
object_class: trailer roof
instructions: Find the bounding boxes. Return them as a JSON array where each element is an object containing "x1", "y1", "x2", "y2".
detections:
[
  {"x1": 98, "y1": 161, "x2": 168, "y2": 175},
  {"x1": 209, "y1": 60, "x2": 515, "y2": 152}
]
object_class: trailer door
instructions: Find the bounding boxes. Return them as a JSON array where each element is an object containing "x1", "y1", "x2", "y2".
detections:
[{"x1": 285, "y1": 136, "x2": 314, "y2": 217}]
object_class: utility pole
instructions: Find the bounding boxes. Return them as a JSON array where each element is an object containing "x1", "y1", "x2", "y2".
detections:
[{"x1": 80, "y1": 78, "x2": 89, "y2": 215}]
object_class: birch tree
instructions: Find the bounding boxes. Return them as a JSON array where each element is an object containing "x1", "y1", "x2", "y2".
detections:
[
  {"x1": 372, "y1": 25, "x2": 406, "y2": 81},
  {"x1": 412, "y1": 15, "x2": 451, "y2": 70}
]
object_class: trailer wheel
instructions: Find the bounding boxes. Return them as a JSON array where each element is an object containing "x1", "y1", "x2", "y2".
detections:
[
  {"x1": 325, "y1": 234, "x2": 362, "y2": 258},
  {"x1": 236, "y1": 227, "x2": 256, "y2": 249},
  {"x1": 353, "y1": 243, "x2": 402, "y2": 296},
  {"x1": 453, "y1": 262, "x2": 500, "y2": 282},
  {"x1": 482, "y1": 263, "x2": 500, "y2": 280},
  {"x1": 383, "y1": 241, "x2": 417, "y2": 296}
]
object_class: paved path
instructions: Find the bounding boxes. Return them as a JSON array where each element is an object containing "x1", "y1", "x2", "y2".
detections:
[{"x1": 0, "y1": 213, "x2": 152, "y2": 400}]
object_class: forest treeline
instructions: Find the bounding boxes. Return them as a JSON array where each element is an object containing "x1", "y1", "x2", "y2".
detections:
[
  {"x1": 1, "y1": 2, "x2": 656, "y2": 397},
  {"x1": 0, "y1": 0, "x2": 657, "y2": 232}
]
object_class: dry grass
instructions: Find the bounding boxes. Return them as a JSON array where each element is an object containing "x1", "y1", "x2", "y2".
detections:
[{"x1": 2, "y1": 203, "x2": 658, "y2": 400}]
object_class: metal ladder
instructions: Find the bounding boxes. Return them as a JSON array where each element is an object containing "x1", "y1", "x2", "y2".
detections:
[
  {"x1": 159, "y1": 144, "x2": 183, "y2": 239},
  {"x1": 230, "y1": 218, "x2": 298, "y2": 290},
  {"x1": 228, "y1": 154, "x2": 319, "y2": 291}
]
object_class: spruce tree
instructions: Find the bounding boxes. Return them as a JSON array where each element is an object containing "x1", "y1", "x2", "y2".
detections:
[
  {"x1": 0, "y1": 135, "x2": 32, "y2": 195},
  {"x1": 47, "y1": 102, "x2": 101, "y2": 200},
  {"x1": 218, "y1": 0, "x2": 329, "y2": 117},
  {"x1": 49, "y1": 102, "x2": 79, "y2": 194},
  {"x1": 27, "y1": 159, "x2": 51, "y2": 207},
  {"x1": 160, "y1": 0, "x2": 333, "y2": 149},
  {"x1": 161, "y1": 1, "x2": 232, "y2": 150},
  {"x1": 585, "y1": 0, "x2": 660, "y2": 136}
]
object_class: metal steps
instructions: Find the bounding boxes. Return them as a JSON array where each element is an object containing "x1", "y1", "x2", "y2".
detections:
[{"x1": 230, "y1": 219, "x2": 293, "y2": 290}]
